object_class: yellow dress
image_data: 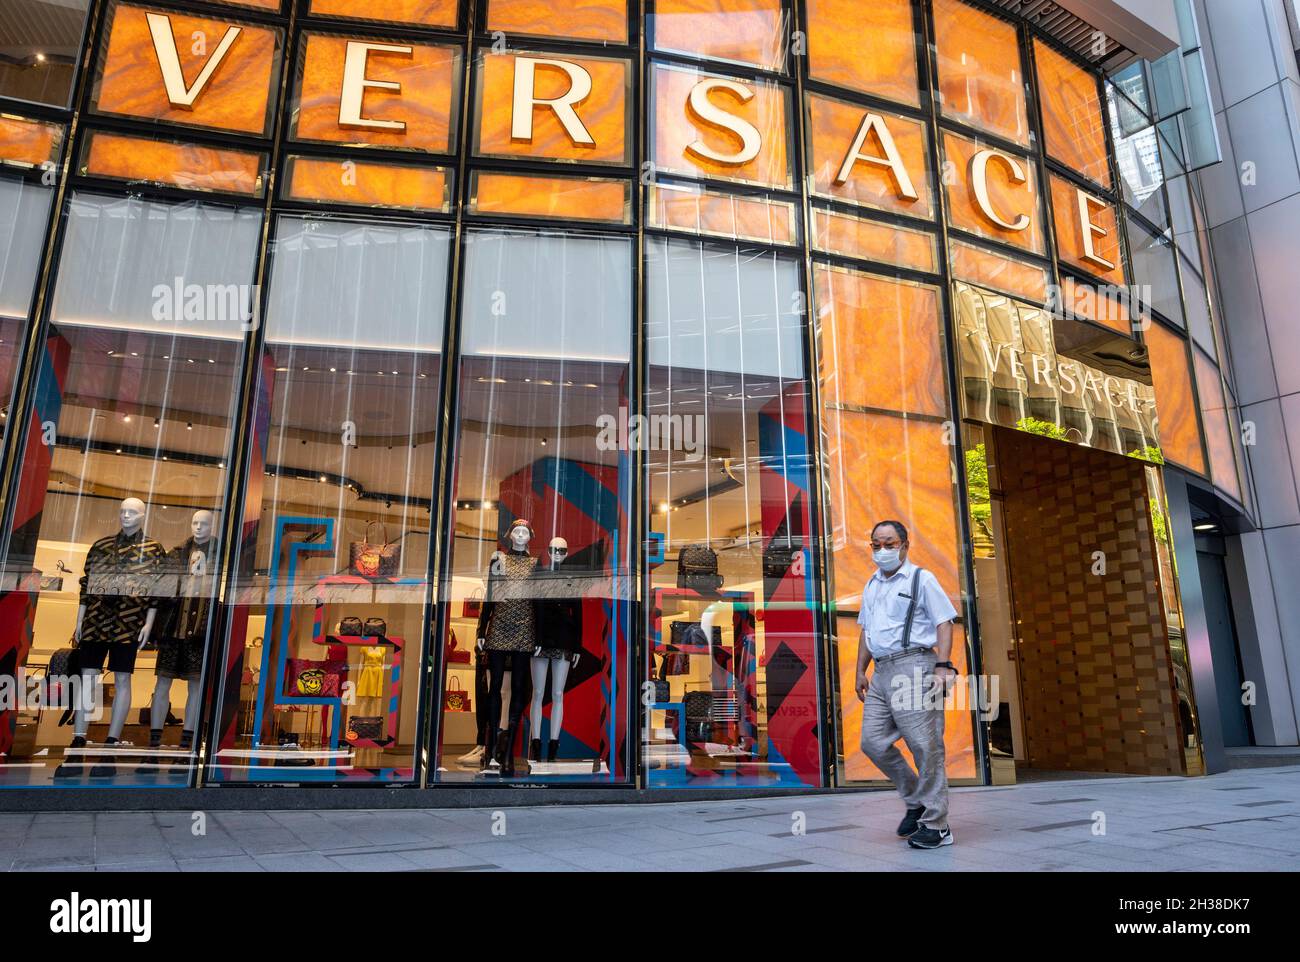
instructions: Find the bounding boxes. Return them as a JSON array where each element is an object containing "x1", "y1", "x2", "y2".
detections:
[{"x1": 356, "y1": 646, "x2": 386, "y2": 699}]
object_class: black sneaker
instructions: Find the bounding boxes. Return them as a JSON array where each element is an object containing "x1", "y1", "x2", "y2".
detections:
[
  {"x1": 896, "y1": 806, "x2": 926, "y2": 838},
  {"x1": 907, "y1": 825, "x2": 954, "y2": 849}
]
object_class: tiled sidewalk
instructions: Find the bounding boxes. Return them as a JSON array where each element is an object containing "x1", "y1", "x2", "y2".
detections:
[{"x1": 2, "y1": 765, "x2": 1297, "y2": 872}]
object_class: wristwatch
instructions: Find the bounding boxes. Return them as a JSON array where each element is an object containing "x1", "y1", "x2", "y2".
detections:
[{"x1": 934, "y1": 661, "x2": 957, "y2": 671}]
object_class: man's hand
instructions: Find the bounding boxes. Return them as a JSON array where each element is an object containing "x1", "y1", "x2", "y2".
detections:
[
  {"x1": 934, "y1": 665, "x2": 958, "y2": 696},
  {"x1": 855, "y1": 672, "x2": 869, "y2": 702}
]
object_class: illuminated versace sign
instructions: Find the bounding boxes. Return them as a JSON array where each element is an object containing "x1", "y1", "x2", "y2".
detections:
[{"x1": 90, "y1": 2, "x2": 1120, "y2": 262}]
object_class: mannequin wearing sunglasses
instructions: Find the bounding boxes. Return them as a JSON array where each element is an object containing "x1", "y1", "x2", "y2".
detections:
[{"x1": 529, "y1": 537, "x2": 583, "y2": 763}]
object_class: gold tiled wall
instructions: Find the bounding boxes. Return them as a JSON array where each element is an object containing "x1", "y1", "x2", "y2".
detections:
[{"x1": 997, "y1": 429, "x2": 1187, "y2": 775}]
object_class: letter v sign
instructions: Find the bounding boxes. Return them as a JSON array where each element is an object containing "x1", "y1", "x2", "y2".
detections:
[{"x1": 145, "y1": 12, "x2": 242, "y2": 110}]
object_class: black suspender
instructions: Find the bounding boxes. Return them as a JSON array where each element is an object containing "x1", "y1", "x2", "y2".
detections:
[{"x1": 900, "y1": 567, "x2": 923, "y2": 651}]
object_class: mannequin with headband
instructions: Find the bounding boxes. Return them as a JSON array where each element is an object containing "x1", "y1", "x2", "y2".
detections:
[{"x1": 475, "y1": 518, "x2": 537, "y2": 777}]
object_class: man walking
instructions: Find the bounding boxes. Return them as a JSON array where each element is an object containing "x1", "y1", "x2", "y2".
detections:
[{"x1": 855, "y1": 520, "x2": 959, "y2": 849}]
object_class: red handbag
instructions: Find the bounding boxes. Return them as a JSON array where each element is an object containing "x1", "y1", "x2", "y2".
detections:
[
  {"x1": 443, "y1": 677, "x2": 471, "y2": 712},
  {"x1": 445, "y1": 629, "x2": 471, "y2": 664},
  {"x1": 285, "y1": 658, "x2": 344, "y2": 697},
  {"x1": 461, "y1": 588, "x2": 483, "y2": 619}
]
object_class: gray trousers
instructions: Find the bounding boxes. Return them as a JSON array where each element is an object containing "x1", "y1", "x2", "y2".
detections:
[{"x1": 860, "y1": 649, "x2": 949, "y2": 831}]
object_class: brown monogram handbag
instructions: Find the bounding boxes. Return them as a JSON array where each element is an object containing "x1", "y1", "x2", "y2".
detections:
[{"x1": 350, "y1": 521, "x2": 401, "y2": 578}]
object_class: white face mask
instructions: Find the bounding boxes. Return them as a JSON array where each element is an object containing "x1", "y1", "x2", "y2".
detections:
[{"x1": 873, "y1": 547, "x2": 902, "y2": 571}]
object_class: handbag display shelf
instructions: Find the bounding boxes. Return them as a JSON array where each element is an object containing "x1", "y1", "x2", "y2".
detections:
[
  {"x1": 647, "y1": 586, "x2": 760, "y2": 778},
  {"x1": 310, "y1": 574, "x2": 408, "y2": 752}
]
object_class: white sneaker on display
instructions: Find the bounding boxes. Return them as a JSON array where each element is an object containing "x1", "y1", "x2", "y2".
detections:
[{"x1": 457, "y1": 745, "x2": 484, "y2": 765}]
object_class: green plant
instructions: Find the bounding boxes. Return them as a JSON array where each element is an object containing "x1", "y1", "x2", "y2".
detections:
[
  {"x1": 1128, "y1": 445, "x2": 1165, "y2": 466},
  {"x1": 1015, "y1": 416, "x2": 1069, "y2": 441}
]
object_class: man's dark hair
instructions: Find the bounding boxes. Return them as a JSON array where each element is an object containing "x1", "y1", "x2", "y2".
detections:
[{"x1": 871, "y1": 520, "x2": 909, "y2": 543}]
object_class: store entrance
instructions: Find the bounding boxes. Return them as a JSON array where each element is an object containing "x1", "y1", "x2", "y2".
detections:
[{"x1": 970, "y1": 425, "x2": 1194, "y2": 778}]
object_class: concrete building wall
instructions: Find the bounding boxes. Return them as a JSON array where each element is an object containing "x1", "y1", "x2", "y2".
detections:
[{"x1": 1191, "y1": 0, "x2": 1300, "y2": 745}]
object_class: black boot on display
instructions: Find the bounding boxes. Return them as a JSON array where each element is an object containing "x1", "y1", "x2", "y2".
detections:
[
  {"x1": 136, "y1": 729, "x2": 165, "y2": 773},
  {"x1": 54, "y1": 735, "x2": 88, "y2": 779},
  {"x1": 495, "y1": 729, "x2": 512, "y2": 775},
  {"x1": 502, "y1": 726, "x2": 522, "y2": 778},
  {"x1": 529, "y1": 738, "x2": 542, "y2": 762},
  {"x1": 547, "y1": 739, "x2": 559, "y2": 763},
  {"x1": 479, "y1": 731, "x2": 497, "y2": 771},
  {"x1": 90, "y1": 736, "x2": 120, "y2": 778}
]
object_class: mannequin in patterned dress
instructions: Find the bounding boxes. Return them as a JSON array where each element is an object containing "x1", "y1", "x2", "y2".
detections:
[{"x1": 475, "y1": 518, "x2": 538, "y2": 776}]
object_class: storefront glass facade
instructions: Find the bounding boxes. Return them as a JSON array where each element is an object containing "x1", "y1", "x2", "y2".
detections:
[{"x1": 0, "y1": 0, "x2": 1239, "y2": 792}]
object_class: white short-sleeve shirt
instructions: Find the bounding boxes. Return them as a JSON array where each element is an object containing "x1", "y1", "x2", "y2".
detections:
[{"x1": 857, "y1": 561, "x2": 958, "y2": 658}]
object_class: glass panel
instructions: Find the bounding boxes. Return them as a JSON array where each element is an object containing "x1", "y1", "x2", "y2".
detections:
[
  {"x1": 933, "y1": 0, "x2": 1029, "y2": 146},
  {"x1": 470, "y1": 171, "x2": 631, "y2": 224},
  {"x1": 1145, "y1": 322, "x2": 1206, "y2": 475},
  {"x1": 0, "y1": 193, "x2": 260, "y2": 787},
  {"x1": 1109, "y1": 96, "x2": 1166, "y2": 226},
  {"x1": 0, "y1": 0, "x2": 91, "y2": 107},
  {"x1": 813, "y1": 265, "x2": 975, "y2": 784},
  {"x1": 652, "y1": 62, "x2": 792, "y2": 189},
  {"x1": 292, "y1": 33, "x2": 460, "y2": 155},
  {"x1": 92, "y1": 2, "x2": 282, "y2": 138},
  {"x1": 1180, "y1": 257, "x2": 1214, "y2": 354},
  {"x1": 811, "y1": 208, "x2": 936, "y2": 273},
  {"x1": 1193, "y1": 350, "x2": 1241, "y2": 504},
  {"x1": 645, "y1": 237, "x2": 824, "y2": 788},
  {"x1": 942, "y1": 132, "x2": 1044, "y2": 254},
  {"x1": 486, "y1": 0, "x2": 629, "y2": 44},
  {"x1": 806, "y1": 0, "x2": 919, "y2": 107},
  {"x1": 0, "y1": 172, "x2": 55, "y2": 447},
  {"x1": 650, "y1": 0, "x2": 787, "y2": 72},
  {"x1": 209, "y1": 215, "x2": 450, "y2": 784},
  {"x1": 1033, "y1": 39, "x2": 1112, "y2": 189},
  {"x1": 1127, "y1": 215, "x2": 1183, "y2": 327},
  {"x1": 806, "y1": 93, "x2": 933, "y2": 219},
  {"x1": 0, "y1": 116, "x2": 63, "y2": 168},
  {"x1": 440, "y1": 229, "x2": 633, "y2": 783},
  {"x1": 648, "y1": 182, "x2": 798, "y2": 245}
]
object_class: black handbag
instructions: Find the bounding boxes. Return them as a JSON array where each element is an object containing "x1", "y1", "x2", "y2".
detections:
[
  {"x1": 763, "y1": 541, "x2": 803, "y2": 580},
  {"x1": 346, "y1": 715, "x2": 384, "y2": 741},
  {"x1": 677, "y1": 543, "x2": 723, "y2": 592},
  {"x1": 338, "y1": 616, "x2": 362, "y2": 636},
  {"x1": 652, "y1": 678, "x2": 670, "y2": 703},
  {"x1": 362, "y1": 617, "x2": 387, "y2": 638},
  {"x1": 683, "y1": 691, "x2": 713, "y2": 741}
]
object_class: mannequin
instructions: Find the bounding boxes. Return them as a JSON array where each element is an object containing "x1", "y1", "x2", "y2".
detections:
[
  {"x1": 143, "y1": 509, "x2": 216, "y2": 768},
  {"x1": 56, "y1": 497, "x2": 167, "y2": 778},
  {"x1": 475, "y1": 518, "x2": 538, "y2": 777},
  {"x1": 529, "y1": 537, "x2": 583, "y2": 763}
]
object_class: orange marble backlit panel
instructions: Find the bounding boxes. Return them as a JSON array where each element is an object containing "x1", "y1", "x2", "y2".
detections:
[
  {"x1": 285, "y1": 155, "x2": 450, "y2": 211},
  {"x1": 1145, "y1": 322, "x2": 1206, "y2": 476},
  {"x1": 294, "y1": 33, "x2": 459, "y2": 154},
  {"x1": 933, "y1": 0, "x2": 1029, "y2": 146},
  {"x1": 815, "y1": 264, "x2": 948, "y2": 419},
  {"x1": 1051, "y1": 173, "x2": 1126, "y2": 287},
  {"x1": 943, "y1": 131, "x2": 1044, "y2": 254},
  {"x1": 949, "y1": 239, "x2": 1050, "y2": 305},
  {"x1": 806, "y1": 0, "x2": 920, "y2": 106},
  {"x1": 477, "y1": 51, "x2": 631, "y2": 165},
  {"x1": 472, "y1": 171, "x2": 630, "y2": 223},
  {"x1": 1194, "y1": 350, "x2": 1241, "y2": 503},
  {"x1": 486, "y1": 0, "x2": 628, "y2": 43},
  {"x1": 1034, "y1": 39, "x2": 1112, "y2": 188},
  {"x1": 812, "y1": 209, "x2": 937, "y2": 272},
  {"x1": 651, "y1": 0, "x2": 787, "y2": 71},
  {"x1": 821, "y1": 412, "x2": 975, "y2": 783},
  {"x1": 1060, "y1": 274, "x2": 1137, "y2": 336},
  {"x1": 653, "y1": 63, "x2": 790, "y2": 188},
  {"x1": 308, "y1": 0, "x2": 459, "y2": 28},
  {"x1": 0, "y1": 116, "x2": 62, "y2": 166},
  {"x1": 83, "y1": 130, "x2": 264, "y2": 195},
  {"x1": 95, "y1": 3, "x2": 280, "y2": 136},
  {"x1": 807, "y1": 94, "x2": 931, "y2": 218}
]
